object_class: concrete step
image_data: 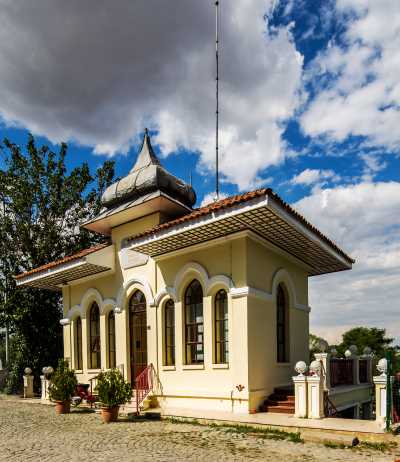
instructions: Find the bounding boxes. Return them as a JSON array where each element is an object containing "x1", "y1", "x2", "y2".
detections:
[
  {"x1": 262, "y1": 404, "x2": 295, "y2": 414},
  {"x1": 268, "y1": 394, "x2": 295, "y2": 403},
  {"x1": 266, "y1": 400, "x2": 295, "y2": 408}
]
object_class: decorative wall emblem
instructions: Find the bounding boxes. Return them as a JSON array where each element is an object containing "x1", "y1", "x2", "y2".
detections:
[{"x1": 119, "y1": 248, "x2": 149, "y2": 270}]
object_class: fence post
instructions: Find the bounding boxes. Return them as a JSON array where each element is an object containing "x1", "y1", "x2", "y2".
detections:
[
  {"x1": 386, "y1": 351, "x2": 392, "y2": 432},
  {"x1": 361, "y1": 347, "x2": 373, "y2": 383},
  {"x1": 40, "y1": 375, "x2": 50, "y2": 403},
  {"x1": 374, "y1": 357, "x2": 388, "y2": 429},
  {"x1": 23, "y1": 368, "x2": 34, "y2": 399},
  {"x1": 314, "y1": 352, "x2": 330, "y2": 391},
  {"x1": 293, "y1": 361, "x2": 308, "y2": 418},
  {"x1": 307, "y1": 361, "x2": 324, "y2": 419}
]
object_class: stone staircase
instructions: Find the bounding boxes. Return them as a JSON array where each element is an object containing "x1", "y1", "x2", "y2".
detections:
[
  {"x1": 119, "y1": 390, "x2": 152, "y2": 416},
  {"x1": 259, "y1": 386, "x2": 295, "y2": 414}
]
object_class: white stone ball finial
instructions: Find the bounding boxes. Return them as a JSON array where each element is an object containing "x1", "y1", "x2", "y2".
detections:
[
  {"x1": 309, "y1": 360, "x2": 321, "y2": 376},
  {"x1": 24, "y1": 367, "x2": 32, "y2": 376},
  {"x1": 295, "y1": 361, "x2": 308, "y2": 376},
  {"x1": 318, "y1": 339, "x2": 329, "y2": 353},
  {"x1": 377, "y1": 358, "x2": 387, "y2": 376},
  {"x1": 363, "y1": 346, "x2": 372, "y2": 356},
  {"x1": 344, "y1": 349, "x2": 352, "y2": 358},
  {"x1": 349, "y1": 345, "x2": 358, "y2": 355}
]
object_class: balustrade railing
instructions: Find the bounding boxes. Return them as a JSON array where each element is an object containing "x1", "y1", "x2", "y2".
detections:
[{"x1": 330, "y1": 358, "x2": 354, "y2": 387}]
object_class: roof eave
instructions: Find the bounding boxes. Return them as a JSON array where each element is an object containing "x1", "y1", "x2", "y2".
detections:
[
  {"x1": 127, "y1": 194, "x2": 353, "y2": 275},
  {"x1": 15, "y1": 245, "x2": 115, "y2": 290}
]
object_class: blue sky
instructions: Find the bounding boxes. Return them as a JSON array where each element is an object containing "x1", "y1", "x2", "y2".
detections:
[{"x1": 0, "y1": 0, "x2": 399, "y2": 345}]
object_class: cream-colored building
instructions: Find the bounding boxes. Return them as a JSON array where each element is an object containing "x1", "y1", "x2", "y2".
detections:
[{"x1": 16, "y1": 131, "x2": 353, "y2": 414}]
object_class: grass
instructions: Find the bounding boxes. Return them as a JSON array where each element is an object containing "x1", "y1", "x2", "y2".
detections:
[
  {"x1": 165, "y1": 416, "x2": 397, "y2": 451},
  {"x1": 323, "y1": 439, "x2": 396, "y2": 452},
  {"x1": 165, "y1": 417, "x2": 303, "y2": 443},
  {"x1": 357, "y1": 440, "x2": 396, "y2": 452}
]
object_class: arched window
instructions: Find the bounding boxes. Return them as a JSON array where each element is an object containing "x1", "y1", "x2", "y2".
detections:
[
  {"x1": 108, "y1": 311, "x2": 116, "y2": 369},
  {"x1": 89, "y1": 302, "x2": 101, "y2": 369},
  {"x1": 164, "y1": 299, "x2": 175, "y2": 366},
  {"x1": 277, "y1": 284, "x2": 289, "y2": 363},
  {"x1": 75, "y1": 317, "x2": 83, "y2": 370},
  {"x1": 184, "y1": 280, "x2": 204, "y2": 364},
  {"x1": 214, "y1": 289, "x2": 228, "y2": 364}
]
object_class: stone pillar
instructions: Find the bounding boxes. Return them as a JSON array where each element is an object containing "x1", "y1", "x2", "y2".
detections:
[
  {"x1": 40, "y1": 375, "x2": 50, "y2": 403},
  {"x1": 373, "y1": 375, "x2": 387, "y2": 428},
  {"x1": 293, "y1": 375, "x2": 308, "y2": 418},
  {"x1": 307, "y1": 375, "x2": 324, "y2": 419},
  {"x1": 23, "y1": 374, "x2": 34, "y2": 398},
  {"x1": 314, "y1": 353, "x2": 330, "y2": 391}
]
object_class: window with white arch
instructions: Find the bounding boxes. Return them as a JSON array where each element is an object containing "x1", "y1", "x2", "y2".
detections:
[
  {"x1": 276, "y1": 284, "x2": 289, "y2": 363},
  {"x1": 89, "y1": 302, "x2": 101, "y2": 369},
  {"x1": 74, "y1": 317, "x2": 83, "y2": 370},
  {"x1": 164, "y1": 299, "x2": 175, "y2": 366},
  {"x1": 184, "y1": 279, "x2": 204, "y2": 364},
  {"x1": 107, "y1": 310, "x2": 116, "y2": 369},
  {"x1": 214, "y1": 289, "x2": 228, "y2": 364}
]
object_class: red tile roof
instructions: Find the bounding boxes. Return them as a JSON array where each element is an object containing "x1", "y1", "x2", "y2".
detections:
[
  {"x1": 127, "y1": 188, "x2": 354, "y2": 264},
  {"x1": 14, "y1": 243, "x2": 110, "y2": 280}
]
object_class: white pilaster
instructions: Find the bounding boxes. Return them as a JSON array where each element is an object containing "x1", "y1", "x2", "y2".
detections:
[
  {"x1": 373, "y1": 375, "x2": 387, "y2": 428},
  {"x1": 307, "y1": 375, "x2": 324, "y2": 419},
  {"x1": 40, "y1": 375, "x2": 50, "y2": 403},
  {"x1": 292, "y1": 375, "x2": 308, "y2": 418}
]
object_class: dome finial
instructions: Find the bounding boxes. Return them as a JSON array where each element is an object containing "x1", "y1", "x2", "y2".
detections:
[{"x1": 144, "y1": 127, "x2": 149, "y2": 136}]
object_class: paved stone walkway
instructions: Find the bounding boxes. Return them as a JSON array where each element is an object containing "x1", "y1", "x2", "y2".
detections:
[{"x1": 0, "y1": 397, "x2": 398, "y2": 461}]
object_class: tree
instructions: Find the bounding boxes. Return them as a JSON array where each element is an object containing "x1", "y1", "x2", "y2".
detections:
[
  {"x1": 0, "y1": 135, "x2": 114, "y2": 391},
  {"x1": 338, "y1": 327, "x2": 396, "y2": 358},
  {"x1": 309, "y1": 333, "x2": 328, "y2": 362}
]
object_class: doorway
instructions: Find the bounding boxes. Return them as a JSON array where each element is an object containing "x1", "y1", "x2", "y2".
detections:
[{"x1": 129, "y1": 290, "x2": 148, "y2": 385}]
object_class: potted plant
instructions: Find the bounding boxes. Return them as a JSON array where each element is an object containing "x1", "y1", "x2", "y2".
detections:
[
  {"x1": 48, "y1": 359, "x2": 77, "y2": 415},
  {"x1": 95, "y1": 368, "x2": 132, "y2": 423}
]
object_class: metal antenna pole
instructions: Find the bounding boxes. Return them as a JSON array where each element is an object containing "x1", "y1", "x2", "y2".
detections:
[{"x1": 215, "y1": 0, "x2": 220, "y2": 200}]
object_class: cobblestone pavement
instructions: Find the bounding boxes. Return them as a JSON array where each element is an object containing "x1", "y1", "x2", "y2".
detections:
[{"x1": 0, "y1": 397, "x2": 398, "y2": 462}]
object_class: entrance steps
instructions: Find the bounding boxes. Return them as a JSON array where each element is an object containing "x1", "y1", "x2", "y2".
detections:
[
  {"x1": 119, "y1": 391, "x2": 152, "y2": 416},
  {"x1": 259, "y1": 386, "x2": 295, "y2": 414}
]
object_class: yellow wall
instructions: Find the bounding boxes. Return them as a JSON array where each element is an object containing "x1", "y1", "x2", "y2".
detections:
[{"x1": 63, "y1": 217, "x2": 310, "y2": 413}]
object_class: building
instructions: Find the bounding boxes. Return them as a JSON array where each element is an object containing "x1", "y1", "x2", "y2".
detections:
[{"x1": 15, "y1": 131, "x2": 354, "y2": 414}]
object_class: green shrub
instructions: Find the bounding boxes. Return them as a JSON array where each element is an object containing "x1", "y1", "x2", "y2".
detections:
[
  {"x1": 95, "y1": 369, "x2": 132, "y2": 408},
  {"x1": 48, "y1": 359, "x2": 77, "y2": 402}
]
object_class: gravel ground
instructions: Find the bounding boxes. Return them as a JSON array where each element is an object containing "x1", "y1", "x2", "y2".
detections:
[{"x1": 0, "y1": 397, "x2": 398, "y2": 462}]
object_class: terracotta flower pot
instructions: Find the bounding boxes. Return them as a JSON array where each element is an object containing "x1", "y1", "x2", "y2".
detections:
[
  {"x1": 55, "y1": 401, "x2": 71, "y2": 415},
  {"x1": 101, "y1": 406, "x2": 119, "y2": 423}
]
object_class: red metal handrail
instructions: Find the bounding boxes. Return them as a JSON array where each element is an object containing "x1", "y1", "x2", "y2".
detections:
[{"x1": 134, "y1": 363, "x2": 154, "y2": 414}]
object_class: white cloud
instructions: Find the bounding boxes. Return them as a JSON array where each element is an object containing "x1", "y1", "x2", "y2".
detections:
[
  {"x1": 293, "y1": 181, "x2": 400, "y2": 346},
  {"x1": 300, "y1": 0, "x2": 400, "y2": 157},
  {"x1": 200, "y1": 192, "x2": 229, "y2": 208},
  {"x1": 0, "y1": 0, "x2": 303, "y2": 190},
  {"x1": 290, "y1": 168, "x2": 339, "y2": 186}
]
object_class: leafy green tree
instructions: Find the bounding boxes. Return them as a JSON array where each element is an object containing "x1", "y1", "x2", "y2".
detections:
[
  {"x1": 338, "y1": 327, "x2": 396, "y2": 358},
  {"x1": 309, "y1": 333, "x2": 328, "y2": 362},
  {"x1": 0, "y1": 135, "x2": 114, "y2": 392}
]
